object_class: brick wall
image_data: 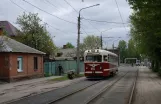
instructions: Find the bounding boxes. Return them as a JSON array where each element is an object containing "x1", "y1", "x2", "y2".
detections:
[{"x1": 0, "y1": 52, "x2": 44, "y2": 82}]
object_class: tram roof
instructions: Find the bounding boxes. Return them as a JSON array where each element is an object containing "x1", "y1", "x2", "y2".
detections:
[{"x1": 84, "y1": 49, "x2": 118, "y2": 57}]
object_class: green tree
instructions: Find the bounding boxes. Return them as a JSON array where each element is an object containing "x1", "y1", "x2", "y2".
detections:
[
  {"x1": 128, "y1": 0, "x2": 161, "y2": 72},
  {"x1": 14, "y1": 12, "x2": 56, "y2": 55},
  {"x1": 66, "y1": 42, "x2": 74, "y2": 48},
  {"x1": 83, "y1": 35, "x2": 101, "y2": 49},
  {"x1": 118, "y1": 40, "x2": 127, "y2": 63}
]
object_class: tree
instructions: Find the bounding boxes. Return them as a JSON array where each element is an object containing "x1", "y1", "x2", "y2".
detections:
[
  {"x1": 83, "y1": 35, "x2": 101, "y2": 49},
  {"x1": 14, "y1": 12, "x2": 56, "y2": 56},
  {"x1": 118, "y1": 40, "x2": 127, "y2": 63},
  {"x1": 65, "y1": 42, "x2": 74, "y2": 48},
  {"x1": 128, "y1": 0, "x2": 161, "y2": 72}
]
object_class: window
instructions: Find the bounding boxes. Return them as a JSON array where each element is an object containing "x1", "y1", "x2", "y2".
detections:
[
  {"x1": 34, "y1": 57, "x2": 38, "y2": 70},
  {"x1": 17, "y1": 57, "x2": 23, "y2": 72},
  {"x1": 86, "y1": 55, "x2": 102, "y2": 62},
  {"x1": 103, "y1": 55, "x2": 108, "y2": 61}
]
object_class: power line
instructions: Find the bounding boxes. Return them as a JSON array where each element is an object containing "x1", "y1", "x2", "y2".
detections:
[
  {"x1": 22, "y1": 0, "x2": 77, "y2": 25},
  {"x1": 63, "y1": 0, "x2": 101, "y2": 33},
  {"x1": 10, "y1": 0, "x2": 27, "y2": 12},
  {"x1": 114, "y1": 0, "x2": 127, "y2": 31},
  {"x1": 9, "y1": 0, "x2": 76, "y2": 35},
  {"x1": 45, "y1": 0, "x2": 62, "y2": 12},
  {"x1": 82, "y1": 18, "x2": 129, "y2": 24}
]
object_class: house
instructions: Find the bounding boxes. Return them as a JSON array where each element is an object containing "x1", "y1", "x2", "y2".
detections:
[
  {"x1": 0, "y1": 34, "x2": 45, "y2": 82},
  {"x1": 0, "y1": 21, "x2": 18, "y2": 36}
]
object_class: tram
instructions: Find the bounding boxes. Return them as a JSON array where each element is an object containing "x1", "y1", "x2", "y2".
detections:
[{"x1": 84, "y1": 49, "x2": 118, "y2": 78}]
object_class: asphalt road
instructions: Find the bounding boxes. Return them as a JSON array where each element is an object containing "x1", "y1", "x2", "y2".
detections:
[
  {"x1": 53, "y1": 66, "x2": 137, "y2": 104},
  {"x1": 8, "y1": 65, "x2": 137, "y2": 104},
  {"x1": 90, "y1": 67, "x2": 137, "y2": 104}
]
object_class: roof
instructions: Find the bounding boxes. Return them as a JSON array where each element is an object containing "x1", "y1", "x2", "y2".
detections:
[
  {"x1": 58, "y1": 48, "x2": 76, "y2": 57},
  {"x1": 0, "y1": 21, "x2": 18, "y2": 36},
  {"x1": 0, "y1": 36, "x2": 45, "y2": 54},
  {"x1": 84, "y1": 49, "x2": 118, "y2": 57}
]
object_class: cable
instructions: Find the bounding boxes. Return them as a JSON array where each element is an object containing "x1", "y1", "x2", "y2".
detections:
[
  {"x1": 9, "y1": 0, "x2": 76, "y2": 35},
  {"x1": 63, "y1": 0, "x2": 101, "y2": 33},
  {"x1": 22, "y1": 0, "x2": 77, "y2": 25},
  {"x1": 82, "y1": 18, "x2": 128, "y2": 24},
  {"x1": 45, "y1": 0, "x2": 61, "y2": 12},
  {"x1": 10, "y1": 0, "x2": 27, "y2": 12},
  {"x1": 114, "y1": 0, "x2": 127, "y2": 31}
]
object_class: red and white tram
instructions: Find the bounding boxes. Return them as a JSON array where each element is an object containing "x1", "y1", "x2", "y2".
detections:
[{"x1": 84, "y1": 49, "x2": 118, "y2": 78}]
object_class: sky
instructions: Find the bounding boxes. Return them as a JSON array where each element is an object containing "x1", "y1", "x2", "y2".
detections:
[{"x1": 0, "y1": 0, "x2": 132, "y2": 48}]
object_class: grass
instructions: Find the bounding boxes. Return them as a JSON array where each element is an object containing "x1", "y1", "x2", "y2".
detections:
[{"x1": 51, "y1": 73, "x2": 85, "y2": 81}]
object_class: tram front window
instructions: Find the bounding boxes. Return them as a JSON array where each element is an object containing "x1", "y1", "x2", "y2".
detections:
[{"x1": 86, "y1": 55, "x2": 102, "y2": 62}]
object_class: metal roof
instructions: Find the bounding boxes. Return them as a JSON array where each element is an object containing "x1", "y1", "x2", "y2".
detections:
[{"x1": 0, "y1": 36, "x2": 45, "y2": 54}]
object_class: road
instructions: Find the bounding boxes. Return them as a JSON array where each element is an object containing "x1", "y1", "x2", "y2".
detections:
[{"x1": 7, "y1": 66, "x2": 137, "y2": 104}]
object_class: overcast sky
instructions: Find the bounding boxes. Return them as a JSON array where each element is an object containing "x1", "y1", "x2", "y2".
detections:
[{"x1": 0, "y1": 0, "x2": 132, "y2": 48}]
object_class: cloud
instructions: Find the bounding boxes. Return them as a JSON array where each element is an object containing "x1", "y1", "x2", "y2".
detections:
[{"x1": 0, "y1": 0, "x2": 131, "y2": 48}]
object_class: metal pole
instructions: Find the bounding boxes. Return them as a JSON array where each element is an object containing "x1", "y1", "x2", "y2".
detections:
[
  {"x1": 76, "y1": 13, "x2": 80, "y2": 75},
  {"x1": 101, "y1": 33, "x2": 103, "y2": 49}
]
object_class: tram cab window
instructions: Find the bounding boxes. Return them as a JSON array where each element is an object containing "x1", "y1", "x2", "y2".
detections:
[
  {"x1": 103, "y1": 56, "x2": 108, "y2": 61},
  {"x1": 86, "y1": 55, "x2": 102, "y2": 62}
]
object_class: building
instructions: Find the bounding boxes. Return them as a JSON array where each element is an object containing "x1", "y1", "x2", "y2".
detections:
[
  {"x1": 0, "y1": 35, "x2": 45, "y2": 82},
  {"x1": 0, "y1": 21, "x2": 18, "y2": 36}
]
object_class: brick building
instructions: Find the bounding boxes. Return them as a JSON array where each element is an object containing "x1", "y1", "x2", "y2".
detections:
[{"x1": 0, "y1": 36, "x2": 45, "y2": 82}]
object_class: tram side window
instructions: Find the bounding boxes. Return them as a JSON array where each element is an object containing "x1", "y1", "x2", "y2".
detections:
[{"x1": 103, "y1": 55, "x2": 108, "y2": 61}]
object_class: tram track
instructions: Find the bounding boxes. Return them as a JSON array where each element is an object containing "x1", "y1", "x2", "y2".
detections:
[
  {"x1": 83, "y1": 69, "x2": 138, "y2": 104},
  {"x1": 127, "y1": 69, "x2": 138, "y2": 104},
  {"x1": 48, "y1": 72, "x2": 127, "y2": 104},
  {"x1": 83, "y1": 71, "x2": 129, "y2": 104}
]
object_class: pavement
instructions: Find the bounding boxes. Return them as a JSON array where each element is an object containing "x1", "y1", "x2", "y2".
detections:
[
  {"x1": 0, "y1": 74, "x2": 85, "y2": 104},
  {"x1": 133, "y1": 66, "x2": 161, "y2": 104}
]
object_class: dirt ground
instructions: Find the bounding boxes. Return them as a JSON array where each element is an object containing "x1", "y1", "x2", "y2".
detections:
[
  {"x1": 0, "y1": 76, "x2": 85, "y2": 104},
  {"x1": 133, "y1": 66, "x2": 161, "y2": 104}
]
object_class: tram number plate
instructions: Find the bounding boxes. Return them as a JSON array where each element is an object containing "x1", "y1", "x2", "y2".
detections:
[{"x1": 91, "y1": 68, "x2": 95, "y2": 70}]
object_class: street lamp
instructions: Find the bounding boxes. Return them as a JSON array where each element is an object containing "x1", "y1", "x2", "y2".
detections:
[
  {"x1": 112, "y1": 37, "x2": 121, "y2": 49},
  {"x1": 76, "y1": 4, "x2": 100, "y2": 75}
]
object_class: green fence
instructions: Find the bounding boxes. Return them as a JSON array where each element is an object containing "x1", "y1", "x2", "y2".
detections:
[{"x1": 44, "y1": 60, "x2": 84, "y2": 77}]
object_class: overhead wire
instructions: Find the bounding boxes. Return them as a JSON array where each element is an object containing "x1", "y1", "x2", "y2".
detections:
[
  {"x1": 22, "y1": 0, "x2": 77, "y2": 25},
  {"x1": 9, "y1": 0, "x2": 77, "y2": 35},
  {"x1": 114, "y1": 0, "x2": 127, "y2": 32},
  {"x1": 82, "y1": 18, "x2": 129, "y2": 24},
  {"x1": 63, "y1": 0, "x2": 101, "y2": 34}
]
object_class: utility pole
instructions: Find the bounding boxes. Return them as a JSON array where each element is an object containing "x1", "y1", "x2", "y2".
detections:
[
  {"x1": 100, "y1": 35, "x2": 103, "y2": 49},
  {"x1": 76, "y1": 4, "x2": 99, "y2": 75},
  {"x1": 76, "y1": 13, "x2": 81, "y2": 75}
]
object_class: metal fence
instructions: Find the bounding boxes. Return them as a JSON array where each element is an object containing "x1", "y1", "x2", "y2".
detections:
[{"x1": 44, "y1": 60, "x2": 84, "y2": 77}]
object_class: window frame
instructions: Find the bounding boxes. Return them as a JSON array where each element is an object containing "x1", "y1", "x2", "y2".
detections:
[
  {"x1": 34, "y1": 57, "x2": 38, "y2": 70},
  {"x1": 17, "y1": 56, "x2": 23, "y2": 72}
]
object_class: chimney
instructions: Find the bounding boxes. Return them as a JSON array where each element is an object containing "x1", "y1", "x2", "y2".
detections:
[
  {"x1": 0, "y1": 27, "x2": 3, "y2": 36},
  {"x1": 63, "y1": 45, "x2": 67, "y2": 49}
]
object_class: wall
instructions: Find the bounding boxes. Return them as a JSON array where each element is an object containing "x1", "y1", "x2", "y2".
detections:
[
  {"x1": 9, "y1": 53, "x2": 44, "y2": 80},
  {"x1": 0, "y1": 53, "x2": 10, "y2": 80},
  {"x1": 44, "y1": 60, "x2": 84, "y2": 76}
]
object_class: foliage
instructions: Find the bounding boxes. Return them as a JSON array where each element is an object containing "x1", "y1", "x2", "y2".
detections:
[
  {"x1": 118, "y1": 40, "x2": 127, "y2": 63},
  {"x1": 65, "y1": 42, "x2": 74, "y2": 48},
  {"x1": 83, "y1": 35, "x2": 101, "y2": 49},
  {"x1": 128, "y1": 0, "x2": 161, "y2": 71},
  {"x1": 118, "y1": 39, "x2": 140, "y2": 63},
  {"x1": 13, "y1": 12, "x2": 56, "y2": 55}
]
